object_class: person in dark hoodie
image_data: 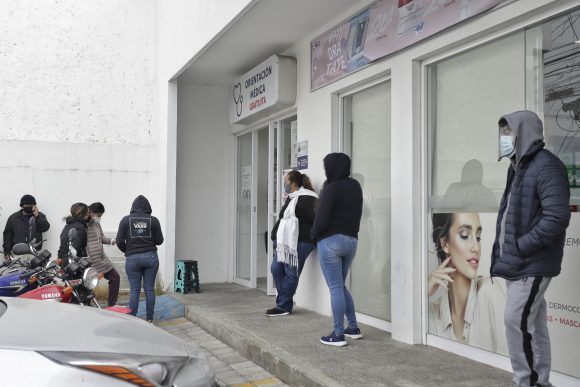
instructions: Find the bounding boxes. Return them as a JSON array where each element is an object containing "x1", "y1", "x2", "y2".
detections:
[
  {"x1": 492, "y1": 110, "x2": 570, "y2": 387},
  {"x1": 57, "y1": 203, "x2": 90, "y2": 266},
  {"x1": 311, "y1": 153, "x2": 363, "y2": 347},
  {"x1": 116, "y1": 195, "x2": 164, "y2": 322},
  {"x1": 3, "y1": 194, "x2": 50, "y2": 261}
]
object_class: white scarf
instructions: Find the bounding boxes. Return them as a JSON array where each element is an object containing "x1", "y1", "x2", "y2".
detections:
[{"x1": 276, "y1": 187, "x2": 318, "y2": 267}]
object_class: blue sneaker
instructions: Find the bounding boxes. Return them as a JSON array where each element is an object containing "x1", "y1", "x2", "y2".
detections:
[
  {"x1": 320, "y1": 332, "x2": 347, "y2": 347},
  {"x1": 344, "y1": 327, "x2": 363, "y2": 339}
]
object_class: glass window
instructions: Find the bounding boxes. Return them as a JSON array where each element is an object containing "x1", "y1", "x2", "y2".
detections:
[
  {"x1": 427, "y1": 8, "x2": 580, "y2": 379},
  {"x1": 344, "y1": 81, "x2": 391, "y2": 322}
]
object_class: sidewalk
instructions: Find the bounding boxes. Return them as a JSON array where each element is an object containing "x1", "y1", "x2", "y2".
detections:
[
  {"x1": 158, "y1": 318, "x2": 288, "y2": 387},
  {"x1": 171, "y1": 283, "x2": 511, "y2": 387}
]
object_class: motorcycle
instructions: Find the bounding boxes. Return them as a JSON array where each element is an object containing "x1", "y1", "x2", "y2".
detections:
[
  {"x1": 0, "y1": 216, "x2": 51, "y2": 296},
  {"x1": 17, "y1": 228, "x2": 131, "y2": 314},
  {"x1": 0, "y1": 241, "x2": 52, "y2": 297}
]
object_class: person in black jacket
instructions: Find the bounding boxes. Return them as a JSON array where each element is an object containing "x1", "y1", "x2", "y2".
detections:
[
  {"x1": 3, "y1": 194, "x2": 50, "y2": 261},
  {"x1": 492, "y1": 110, "x2": 570, "y2": 387},
  {"x1": 311, "y1": 153, "x2": 363, "y2": 347},
  {"x1": 57, "y1": 203, "x2": 90, "y2": 266},
  {"x1": 116, "y1": 195, "x2": 164, "y2": 322},
  {"x1": 266, "y1": 171, "x2": 318, "y2": 317}
]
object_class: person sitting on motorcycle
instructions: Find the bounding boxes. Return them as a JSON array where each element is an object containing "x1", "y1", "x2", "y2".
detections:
[
  {"x1": 3, "y1": 194, "x2": 50, "y2": 263},
  {"x1": 86, "y1": 202, "x2": 120, "y2": 307},
  {"x1": 57, "y1": 203, "x2": 90, "y2": 267}
]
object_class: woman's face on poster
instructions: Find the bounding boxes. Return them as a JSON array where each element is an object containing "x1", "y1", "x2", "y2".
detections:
[{"x1": 442, "y1": 213, "x2": 482, "y2": 280}]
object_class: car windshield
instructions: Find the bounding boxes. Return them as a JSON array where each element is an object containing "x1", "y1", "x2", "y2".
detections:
[{"x1": 0, "y1": 301, "x2": 6, "y2": 318}]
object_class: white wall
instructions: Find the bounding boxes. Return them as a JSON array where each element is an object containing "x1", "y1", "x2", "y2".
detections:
[
  {"x1": 0, "y1": 0, "x2": 157, "y2": 258},
  {"x1": 155, "y1": 0, "x2": 253, "y2": 287},
  {"x1": 176, "y1": 83, "x2": 230, "y2": 283}
]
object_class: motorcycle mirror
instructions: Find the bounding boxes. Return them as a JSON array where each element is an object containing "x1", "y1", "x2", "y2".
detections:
[
  {"x1": 28, "y1": 216, "x2": 36, "y2": 243},
  {"x1": 46, "y1": 260, "x2": 57, "y2": 269},
  {"x1": 68, "y1": 228, "x2": 77, "y2": 240},
  {"x1": 12, "y1": 243, "x2": 31, "y2": 256}
]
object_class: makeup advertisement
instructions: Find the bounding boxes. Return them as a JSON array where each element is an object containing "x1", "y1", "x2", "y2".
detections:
[
  {"x1": 311, "y1": 0, "x2": 507, "y2": 90},
  {"x1": 428, "y1": 212, "x2": 580, "y2": 378}
]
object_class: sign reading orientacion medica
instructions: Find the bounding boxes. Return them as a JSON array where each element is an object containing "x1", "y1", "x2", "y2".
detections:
[
  {"x1": 311, "y1": 0, "x2": 508, "y2": 90},
  {"x1": 230, "y1": 55, "x2": 297, "y2": 125}
]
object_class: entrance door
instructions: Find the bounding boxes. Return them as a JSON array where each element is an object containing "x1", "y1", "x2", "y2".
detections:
[
  {"x1": 234, "y1": 116, "x2": 296, "y2": 294},
  {"x1": 235, "y1": 132, "x2": 255, "y2": 287},
  {"x1": 342, "y1": 80, "x2": 391, "y2": 327}
]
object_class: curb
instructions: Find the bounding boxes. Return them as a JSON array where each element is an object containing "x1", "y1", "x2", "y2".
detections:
[{"x1": 185, "y1": 305, "x2": 344, "y2": 387}]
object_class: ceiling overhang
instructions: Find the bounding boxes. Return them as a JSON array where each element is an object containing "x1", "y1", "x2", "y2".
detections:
[{"x1": 176, "y1": 0, "x2": 364, "y2": 86}]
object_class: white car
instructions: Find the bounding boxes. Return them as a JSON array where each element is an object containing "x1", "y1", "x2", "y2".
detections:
[{"x1": 0, "y1": 297, "x2": 215, "y2": 387}]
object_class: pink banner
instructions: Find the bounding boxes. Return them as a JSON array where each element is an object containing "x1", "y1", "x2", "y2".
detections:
[{"x1": 311, "y1": 0, "x2": 507, "y2": 90}]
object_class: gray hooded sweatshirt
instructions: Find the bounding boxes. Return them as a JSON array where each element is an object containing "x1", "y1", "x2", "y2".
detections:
[{"x1": 491, "y1": 110, "x2": 570, "y2": 280}]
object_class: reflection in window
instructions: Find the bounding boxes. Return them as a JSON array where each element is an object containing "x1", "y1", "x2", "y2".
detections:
[{"x1": 529, "y1": 10, "x2": 580, "y2": 203}]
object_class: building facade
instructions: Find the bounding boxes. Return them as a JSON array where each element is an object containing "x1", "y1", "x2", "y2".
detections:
[{"x1": 164, "y1": 0, "x2": 580, "y2": 384}]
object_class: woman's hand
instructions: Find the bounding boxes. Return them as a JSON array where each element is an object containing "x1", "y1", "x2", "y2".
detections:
[
  {"x1": 98, "y1": 272, "x2": 105, "y2": 280},
  {"x1": 428, "y1": 257, "x2": 456, "y2": 297}
]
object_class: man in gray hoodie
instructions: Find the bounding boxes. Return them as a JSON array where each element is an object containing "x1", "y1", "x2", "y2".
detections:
[{"x1": 491, "y1": 110, "x2": 570, "y2": 387}]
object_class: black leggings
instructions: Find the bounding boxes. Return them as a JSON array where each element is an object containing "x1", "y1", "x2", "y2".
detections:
[{"x1": 104, "y1": 268, "x2": 120, "y2": 307}]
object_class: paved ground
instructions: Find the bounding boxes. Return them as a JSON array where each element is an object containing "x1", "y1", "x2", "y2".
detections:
[
  {"x1": 171, "y1": 283, "x2": 513, "y2": 387},
  {"x1": 158, "y1": 318, "x2": 288, "y2": 387}
]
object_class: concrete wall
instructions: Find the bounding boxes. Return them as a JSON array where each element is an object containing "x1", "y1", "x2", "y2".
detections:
[
  {"x1": 0, "y1": 0, "x2": 157, "y2": 258},
  {"x1": 176, "y1": 83, "x2": 230, "y2": 283}
]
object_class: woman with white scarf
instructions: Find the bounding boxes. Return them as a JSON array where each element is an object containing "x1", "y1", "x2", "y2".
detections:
[{"x1": 266, "y1": 171, "x2": 318, "y2": 317}]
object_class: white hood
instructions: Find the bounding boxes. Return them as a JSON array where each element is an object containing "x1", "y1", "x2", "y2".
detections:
[{"x1": 0, "y1": 297, "x2": 188, "y2": 357}]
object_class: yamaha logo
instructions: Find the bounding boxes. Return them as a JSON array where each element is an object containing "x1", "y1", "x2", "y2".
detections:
[{"x1": 41, "y1": 293, "x2": 61, "y2": 299}]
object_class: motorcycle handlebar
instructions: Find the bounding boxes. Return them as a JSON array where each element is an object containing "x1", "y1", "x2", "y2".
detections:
[{"x1": 19, "y1": 267, "x2": 43, "y2": 279}]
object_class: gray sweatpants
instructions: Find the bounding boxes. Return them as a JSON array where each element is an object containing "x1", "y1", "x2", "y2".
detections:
[{"x1": 505, "y1": 276, "x2": 552, "y2": 387}]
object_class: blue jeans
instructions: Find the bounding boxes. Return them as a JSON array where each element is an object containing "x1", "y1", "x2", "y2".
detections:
[
  {"x1": 271, "y1": 242, "x2": 314, "y2": 312},
  {"x1": 125, "y1": 251, "x2": 159, "y2": 320},
  {"x1": 318, "y1": 234, "x2": 358, "y2": 335}
]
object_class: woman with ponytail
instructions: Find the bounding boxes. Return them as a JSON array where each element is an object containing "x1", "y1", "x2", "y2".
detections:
[
  {"x1": 266, "y1": 170, "x2": 318, "y2": 317},
  {"x1": 57, "y1": 203, "x2": 90, "y2": 266}
]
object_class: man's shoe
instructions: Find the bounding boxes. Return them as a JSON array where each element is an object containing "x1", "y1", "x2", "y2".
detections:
[
  {"x1": 344, "y1": 327, "x2": 363, "y2": 339},
  {"x1": 320, "y1": 332, "x2": 347, "y2": 346},
  {"x1": 265, "y1": 308, "x2": 290, "y2": 317}
]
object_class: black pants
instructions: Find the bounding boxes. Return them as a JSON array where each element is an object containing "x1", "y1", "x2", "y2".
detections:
[{"x1": 104, "y1": 268, "x2": 120, "y2": 307}]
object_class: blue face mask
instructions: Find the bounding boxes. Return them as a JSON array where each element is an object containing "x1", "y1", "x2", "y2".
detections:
[
  {"x1": 499, "y1": 135, "x2": 515, "y2": 158},
  {"x1": 284, "y1": 183, "x2": 292, "y2": 194}
]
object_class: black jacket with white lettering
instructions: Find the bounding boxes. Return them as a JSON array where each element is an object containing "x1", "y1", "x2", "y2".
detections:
[{"x1": 116, "y1": 196, "x2": 164, "y2": 257}]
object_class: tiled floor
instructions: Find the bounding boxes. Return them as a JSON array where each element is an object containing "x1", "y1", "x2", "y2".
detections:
[{"x1": 158, "y1": 318, "x2": 288, "y2": 387}]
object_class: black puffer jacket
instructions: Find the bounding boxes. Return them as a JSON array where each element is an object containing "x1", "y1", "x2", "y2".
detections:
[
  {"x1": 116, "y1": 195, "x2": 164, "y2": 257},
  {"x1": 58, "y1": 217, "x2": 88, "y2": 260},
  {"x1": 3, "y1": 211, "x2": 50, "y2": 255},
  {"x1": 310, "y1": 153, "x2": 362, "y2": 242},
  {"x1": 491, "y1": 111, "x2": 570, "y2": 280}
]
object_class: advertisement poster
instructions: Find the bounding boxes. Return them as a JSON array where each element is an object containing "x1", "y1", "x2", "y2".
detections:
[
  {"x1": 297, "y1": 140, "x2": 308, "y2": 170},
  {"x1": 241, "y1": 165, "x2": 251, "y2": 205},
  {"x1": 428, "y1": 212, "x2": 580, "y2": 378},
  {"x1": 311, "y1": 0, "x2": 507, "y2": 90}
]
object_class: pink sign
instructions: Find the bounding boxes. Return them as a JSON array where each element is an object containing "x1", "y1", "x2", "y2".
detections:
[{"x1": 311, "y1": 0, "x2": 507, "y2": 90}]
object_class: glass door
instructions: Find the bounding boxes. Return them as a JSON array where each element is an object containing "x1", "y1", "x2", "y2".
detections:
[
  {"x1": 342, "y1": 80, "x2": 391, "y2": 325},
  {"x1": 235, "y1": 132, "x2": 254, "y2": 287},
  {"x1": 235, "y1": 116, "x2": 296, "y2": 294}
]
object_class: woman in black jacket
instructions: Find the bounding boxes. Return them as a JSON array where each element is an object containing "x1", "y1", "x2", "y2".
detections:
[
  {"x1": 266, "y1": 171, "x2": 318, "y2": 317},
  {"x1": 311, "y1": 153, "x2": 363, "y2": 346},
  {"x1": 57, "y1": 203, "x2": 90, "y2": 266}
]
